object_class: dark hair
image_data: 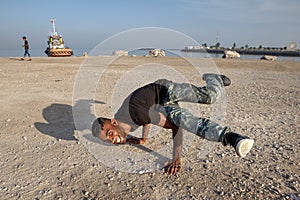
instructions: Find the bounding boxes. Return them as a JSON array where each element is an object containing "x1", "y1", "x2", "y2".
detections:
[
  {"x1": 22, "y1": 36, "x2": 26, "y2": 39},
  {"x1": 91, "y1": 117, "x2": 110, "y2": 137}
]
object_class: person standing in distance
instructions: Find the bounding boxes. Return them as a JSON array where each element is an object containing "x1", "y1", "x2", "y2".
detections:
[{"x1": 21, "y1": 36, "x2": 32, "y2": 61}]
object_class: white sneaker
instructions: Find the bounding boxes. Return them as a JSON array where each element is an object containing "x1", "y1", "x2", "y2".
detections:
[{"x1": 235, "y1": 138, "x2": 254, "y2": 157}]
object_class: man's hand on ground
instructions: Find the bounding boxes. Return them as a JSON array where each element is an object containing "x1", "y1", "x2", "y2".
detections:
[
  {"x1": 126, "y1": 136, "x2": 146, "y2": 144},
  {"x1": 164, "y1": 158, "x2": 182, "y2": 175}
]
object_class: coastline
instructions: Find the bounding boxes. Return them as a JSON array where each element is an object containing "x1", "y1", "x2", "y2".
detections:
[
  {"x1": 182, "y1": 48, "x2": 300, "y2": 57},
  {"x1": 3, "y1": 54, "x2": 300, "y2": 64}
]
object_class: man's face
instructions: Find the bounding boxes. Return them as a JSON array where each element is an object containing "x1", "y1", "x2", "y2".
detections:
[{"x1": 98, "y1": 120, "x2": 126, "y2": 144}]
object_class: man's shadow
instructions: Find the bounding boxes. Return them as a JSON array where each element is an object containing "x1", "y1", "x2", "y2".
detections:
[{"x1": 35, "y1": 100, "x2": 105, "y2": 141}]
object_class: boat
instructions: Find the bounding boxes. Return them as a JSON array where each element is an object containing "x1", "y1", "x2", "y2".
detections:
[{"x1": 44, "y1": 19, "x2": 73, "y2": 57}]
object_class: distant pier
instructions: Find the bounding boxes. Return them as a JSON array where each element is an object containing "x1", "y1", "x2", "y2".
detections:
[{"x1": 182, "y1": 48, "x2": 300, "y2": 57}]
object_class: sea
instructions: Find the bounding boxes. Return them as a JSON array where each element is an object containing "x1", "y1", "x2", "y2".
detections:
[{"x1": 1, "y1": 48, "x2": 300, "y2": 62}]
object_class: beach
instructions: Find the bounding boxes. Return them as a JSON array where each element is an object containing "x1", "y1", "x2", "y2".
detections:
[{"x1": 0, "y1": 56, "x2": 299, "y2": 199}]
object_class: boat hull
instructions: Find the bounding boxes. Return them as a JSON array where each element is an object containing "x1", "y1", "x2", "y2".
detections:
[{"x1": 45, "y1": 48, "x2": 73, "y2": 57}]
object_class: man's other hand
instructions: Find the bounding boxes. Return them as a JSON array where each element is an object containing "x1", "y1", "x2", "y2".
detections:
[{"x1": 126, "y1": 136, "x2": 146, "y2": 144}]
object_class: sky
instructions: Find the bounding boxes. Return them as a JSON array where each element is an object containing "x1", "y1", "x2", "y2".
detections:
[{"x1": 0, "y1": 0, "x2": 299, "y2": 54}]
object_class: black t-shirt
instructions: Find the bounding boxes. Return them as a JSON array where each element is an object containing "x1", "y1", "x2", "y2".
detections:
[
  {"x1": 24, "y1": 40, "x2": 29, "y2": 49},
  {"x1": 114, "y1": 80, "x2": 168, "y2": 131}
]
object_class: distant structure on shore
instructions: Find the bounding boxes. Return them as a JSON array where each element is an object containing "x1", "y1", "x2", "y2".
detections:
[
  {"x1": 149, "y1": 49, "x2": 165, "y2": 57},
  {"x1": 222, "y1": 50, "x2": 240, "y2": 59},
  {"x1": 287, "y1": 43, "x2": 297, "y2": 51},
  {"x1": 183, "y1": 42, "x2": 300, "y2": 57},
  {"x1": 44, "y1": 19, "x2": 73, "y2": 57}
]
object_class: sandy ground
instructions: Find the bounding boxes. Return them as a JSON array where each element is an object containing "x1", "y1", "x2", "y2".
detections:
[{"x1": 0, "y1": 56, "x2": 299, "y2": 200}]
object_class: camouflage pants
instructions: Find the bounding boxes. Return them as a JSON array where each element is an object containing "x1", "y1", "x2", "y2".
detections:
[{"x1": 155, "y1": 78, "x2": 229, "y2": 145}]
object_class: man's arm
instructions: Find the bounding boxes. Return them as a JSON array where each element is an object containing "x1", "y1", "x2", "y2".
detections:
[
  {"x1": 173, "y1": 127, "x2": 183, "y2": 162},
  {"x1": 165, "y1": 126, "x2": 183, "y2": 175},
  {"x1": 156, "y1": 112, "x2": 183, "y2": 175},
  {"x1": 141, "y1": 123, "x2": 150, "y2": 143}
]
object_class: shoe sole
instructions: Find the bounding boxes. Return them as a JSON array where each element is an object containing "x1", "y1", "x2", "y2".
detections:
[{"x1": 236, "y1": 139, "x2": 254, "y2": 157}]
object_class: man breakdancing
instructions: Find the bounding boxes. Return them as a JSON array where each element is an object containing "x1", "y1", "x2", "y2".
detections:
[{"x1": 92, "y1": 74, "x2": 254, "y2": 175}]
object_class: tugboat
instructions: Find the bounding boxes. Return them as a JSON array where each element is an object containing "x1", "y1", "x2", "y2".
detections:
[{"x1": 44, "y1": 19, "x2": 73, "y2": 57}]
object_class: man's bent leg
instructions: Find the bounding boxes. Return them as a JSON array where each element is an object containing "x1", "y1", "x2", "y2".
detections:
[
  {"x1": 162, "y1": 105, "x2": 254, "y2": 157},
  {"x1": 155, "y1": 77, "x2": 224, "y2": 105}
]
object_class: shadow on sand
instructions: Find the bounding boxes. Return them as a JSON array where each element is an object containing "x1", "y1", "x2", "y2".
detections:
[
  {"x1": 35, "y1": 100, "x2": 105, "y2": 141},
  {"x1": 9, "y1": 58, "x2": 23, "y2": 61}
]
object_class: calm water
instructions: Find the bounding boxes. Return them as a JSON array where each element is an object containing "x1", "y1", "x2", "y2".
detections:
[{"x1": 1, "y1": 48, "x2": 300, "y2": 62}]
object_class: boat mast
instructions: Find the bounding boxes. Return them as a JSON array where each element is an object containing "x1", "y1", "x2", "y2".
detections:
[{"x1": 51, "y1": 18, "x2": 58, "y2": 36}]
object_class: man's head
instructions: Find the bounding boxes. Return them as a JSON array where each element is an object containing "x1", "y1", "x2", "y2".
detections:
[
  {"x1": 92, "y1": 117, "x2": 127, "y2": 144},
  {"x1": 22, "y1": 36, "x2": 26, "y2": 40}
]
